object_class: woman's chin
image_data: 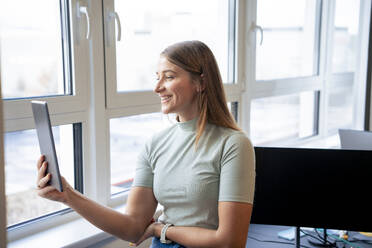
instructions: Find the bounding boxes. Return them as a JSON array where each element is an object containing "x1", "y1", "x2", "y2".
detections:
[{"x1": 161, "y1": 106, "x2": 173, "y2": 115}]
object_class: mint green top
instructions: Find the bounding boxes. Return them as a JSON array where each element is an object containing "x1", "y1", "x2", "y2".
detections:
[{"x1": 133, "y1": 118, "x2": 255, "y2": 230}]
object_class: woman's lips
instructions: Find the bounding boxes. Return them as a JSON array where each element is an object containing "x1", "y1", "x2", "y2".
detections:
[{"x1": 160, "y1": 95, "x2": 172, "y2": 103}]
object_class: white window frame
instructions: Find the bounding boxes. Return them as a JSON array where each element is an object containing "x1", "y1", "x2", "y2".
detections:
[
  {"x1": 102, "y1": 0, "x2": 247, "y2": 205},
  {"x1": 103, "y1": 0, "x2": 244, "y2": 112},
  {"x1": 243, "y1": 0, "x2": 372, "y2": 146},
  {"x1": 0, "y1": 47, "x2": 7, "y2": 248},
  {"x1": 5, "y1": 0, "x2": 246, "y2": 241},
  {"x1": 3, "y1": 0, "x2": 89, "y2": 126},
  {"x1": 6, "y1": 0, "x2": 370, "y2": 244},
  {"x1": 4, "y1": 0, "x2": 94, "y2": 241}
]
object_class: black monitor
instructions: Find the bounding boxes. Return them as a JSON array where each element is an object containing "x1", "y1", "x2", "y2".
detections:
[{"x1": 251, "y1": 147, "x2": 372, "y2": 232}]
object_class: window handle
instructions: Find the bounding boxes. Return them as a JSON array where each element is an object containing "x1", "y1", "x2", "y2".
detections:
[
  {"x1": 251, "y1": 22, "x2": 263, "y2": 46},
  {"x1": 77, "y1": 4, "x2": 91, "y2": 40},
  {"x1": 109, "y1": 12, "x2": 122, "y2": 41}
]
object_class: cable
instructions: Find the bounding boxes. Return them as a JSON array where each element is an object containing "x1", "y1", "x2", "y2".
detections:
[
  {"x1": 326, "y1": 233, "x2": 363, "y2": 248},
  {"x1": 302, "y1": 229, "x2": 367, "y2": 248},
  {"x1": 300, "y1": 229, "x2": 337, "y2": 247},
  {"x1": 314, "y1": 229, "x2": 372, "y2": 247},
  {"x1": 247, "y1": 235, "x2": 313, "y2": 248},
  {"x1": 315, "y1": 229, "x2": 337, "y2": 247}
]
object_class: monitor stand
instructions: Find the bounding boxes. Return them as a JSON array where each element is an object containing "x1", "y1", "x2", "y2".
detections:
[{"x1": 295, "y1": 226, "x2": 301, "y2": 248}]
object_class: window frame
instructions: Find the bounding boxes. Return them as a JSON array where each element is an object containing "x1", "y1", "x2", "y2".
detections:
[
  {"x1": 4, "y1": 0, "x2": 370, "y2": 243},
  {"x1": 103, "y1": 0, "x2": 242, "y2": 111},
  {"x1": 3, "y1": 0, "x2": 89, "y2": 124},
  {"x1": 102, "y1": 0, "x2": 246, "y2": 203},
  {"x1": 245, "y1": 0, "x2": 372, "y2": 146},
  {"x1": 0, "y1": 46, "x2": 7, "y2": 247},
  {"x1": 4, "y1": 0, "x2": 92, "y2": 238}
]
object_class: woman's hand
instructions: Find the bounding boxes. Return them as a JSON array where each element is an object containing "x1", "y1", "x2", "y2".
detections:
[
  {"x1": 36, "y1": 155, "x2": 73, "y2": 203},
  {"x1": 134, "y1": 220, "x2": 162, "y2": 246}
]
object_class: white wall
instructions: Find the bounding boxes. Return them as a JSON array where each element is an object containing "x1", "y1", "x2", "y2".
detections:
[{"x1": 0, "y1": 47, "x2": 8, "y2": 247}]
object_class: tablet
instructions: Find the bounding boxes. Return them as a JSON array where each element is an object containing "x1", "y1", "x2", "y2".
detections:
[{"x1": 31, "y1": 101, "x2": 63, "y2": 192}]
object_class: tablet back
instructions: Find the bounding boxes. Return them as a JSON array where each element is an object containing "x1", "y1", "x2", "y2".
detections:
[{"x1": 31, "y1": 101, "x2": 63, "y2": 192}]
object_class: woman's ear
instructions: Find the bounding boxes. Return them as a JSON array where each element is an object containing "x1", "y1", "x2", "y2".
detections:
[
  {"x1": 199, "y1": 81, "x2": 205, "y2": 92},
  {"x1": 196, "y1": 82, "x2": 204, "y2": 93},
  {"x1": 197, "y1": 74, "x2": 206, "y2": 92}
]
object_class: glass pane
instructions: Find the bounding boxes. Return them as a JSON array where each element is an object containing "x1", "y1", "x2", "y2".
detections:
[
  {"x1": 250, "y1": 91, "x2": 317, "y2": 146},
  {"x1": 5, "y1": 125, "x2": 74, "y2": 227},
  {"x1": 227, "y1": 101, "x2": 238, "y2": 121},
  {"x1": 256, "y1": 0, "x2": 318, "y2": 80},
  {"x1": 0, "y1": 0, "x2": 66, "y2": 99},
  {"x1": 110, "y1": 113, "x2": 170, "y2": 194},
  {"x1": 327, "y1": 86, "x2": 353, "y2": 132},
  {"x1": 113, "y1": 0, "x2": 231, "y2": 92},
  {"x1": 331, "y1": 0, "x2": 360, "y2": 73}
]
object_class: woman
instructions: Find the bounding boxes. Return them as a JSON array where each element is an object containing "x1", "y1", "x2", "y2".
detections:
[{"x1": 37, "y1": 40, "x2": 255, "y2": 247}]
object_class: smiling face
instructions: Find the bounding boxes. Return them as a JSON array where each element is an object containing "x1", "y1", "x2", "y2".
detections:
[{"x1": 155, "y1": 56, "x2": 200, "y2": 122}]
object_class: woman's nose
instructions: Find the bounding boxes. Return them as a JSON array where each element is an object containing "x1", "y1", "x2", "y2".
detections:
[{"x1": 154, "y1": 79, "x2": 164, "y2": 93}]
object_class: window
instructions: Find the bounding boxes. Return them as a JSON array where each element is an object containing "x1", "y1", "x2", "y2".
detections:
[
  {"x1": 331, "y1": 0, "x2": 360, "y2": 73},
  {"x1": 256, "y1": 0, "x2": 319, "y2": 80},
  {"x1": 2, "y1": 0, "x2": 370, "y2": 243},
  {"x1": 1, "y1": 0, "x2": 88, "y2": 233},
  {"x1": 326, "y1": 0, "x2": 361, "y2": 134},
  {"x1": 2, "y1": 0, "x2": 241, "y2": 238},
  {"x1": 112, "y1": 0, "x2": 231, "y2": 92},
  {"x1": 104, "y1": 0, "x2": 239, "y2": 198},
  {"x1": 104, "y1": 0, "x2": 236, "y2": 109},
  {"x1": 248, "y1": 0, "x2": 370, "y2": 148},
  {"x1": 250, "y1": 91, "x2": 318, "y2": 145},
  {"x1": 0, "y1": 0, "x2": 69, "y2": 99},
  {"x1": 5, "y1": 125, "x2": 74, "y2": 227},
  {"x1": 110, "y1": 113, "x2": 168, "y2": 194}
]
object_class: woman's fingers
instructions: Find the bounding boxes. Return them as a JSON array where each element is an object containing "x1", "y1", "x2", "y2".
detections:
[
  {"x1": 37, "y1": 185, "x2": 55, "y2": 196},
  {"x1": 37, "y1": 161, "x2": 48, "y2": 182},
  {"x1": 37, "y1": 155, "x2": 45, "y2": 170},
  {"x1": 37, "y1": 184, "x2": 66, "y2": 203},
  {"x1": 37, "y1": 173, "x2": 51, "y2": 189}
]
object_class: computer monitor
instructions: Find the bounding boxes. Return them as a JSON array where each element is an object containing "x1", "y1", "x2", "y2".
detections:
[
  {"x1": 339, "y1": 129, "x2": 372, "y2": 150},
  {"x1": 251, "y1": 147, "x2": 372, "y2": 232}
]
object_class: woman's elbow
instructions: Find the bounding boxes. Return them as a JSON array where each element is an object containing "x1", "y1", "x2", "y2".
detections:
[
  {"x1": 218, "y1": 239, "x2": 246, "y2": 248},
  {"x1": 215, "y1": 232, "x2": 247, "y2": 248},
  {"x1": 114, "y1": 219, "x2": 146, "y2": 243}
]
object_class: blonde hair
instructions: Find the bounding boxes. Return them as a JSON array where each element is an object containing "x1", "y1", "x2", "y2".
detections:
[{"x1": 161, "y1": 40, "x2": 241, "y2": 146}]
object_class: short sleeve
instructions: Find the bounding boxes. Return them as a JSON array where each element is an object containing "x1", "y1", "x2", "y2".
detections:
[
  {"x1": 218, "y1": 133, "x2": 255, "y2": 203},
  {"x1": 132, "y1": 140, "x2": 154, "y2": 188}
]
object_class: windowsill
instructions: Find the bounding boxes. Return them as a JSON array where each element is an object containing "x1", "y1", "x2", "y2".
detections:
[
  {"x1": 7, "y1": 205, "x2": 126, "y2": 248},
  {"x1": 7, "y1": 194, "x2": 161, "y2": 248}
]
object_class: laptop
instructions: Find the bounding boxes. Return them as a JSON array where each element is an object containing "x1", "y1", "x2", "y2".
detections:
[
  {"x1": 338, "y1": 129, "x2": 372, "y2": 150},
  {"x1": 31, "y1": 101, "x2": 63, "y2": 192}
]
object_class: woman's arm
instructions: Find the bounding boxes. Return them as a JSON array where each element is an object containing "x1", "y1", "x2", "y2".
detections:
[
  {"x1": 36, "y1": 156, "x2": 158, "y2": 243},
  {"x1": 65, "y1": 186, "x2": 157, "y2": 243},
  {"x1": 137, "y1": 201, "x2": 252, "y2": 248}
]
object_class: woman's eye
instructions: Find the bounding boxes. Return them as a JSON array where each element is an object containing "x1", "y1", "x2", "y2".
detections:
[{"x1": 166, "y1": 76, "x2": 174, "y2": 79}]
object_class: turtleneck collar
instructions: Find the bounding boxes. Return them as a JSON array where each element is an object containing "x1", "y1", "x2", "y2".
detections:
[{"x1": 177, "y1": 117, "x2": 198, "y2": 132}]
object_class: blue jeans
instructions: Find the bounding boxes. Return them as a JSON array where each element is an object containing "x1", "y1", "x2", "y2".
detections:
[{"x1": 150, "y1": 237, "x2": 186, "y2": 248}]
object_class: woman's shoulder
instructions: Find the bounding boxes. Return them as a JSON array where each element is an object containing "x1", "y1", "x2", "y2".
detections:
[
  {"x1": 207, "y1": 124, "x2": 252, "y2": 149},
  {"x1": 209, "y1": 123, "x2": 249, "y2": 139}
]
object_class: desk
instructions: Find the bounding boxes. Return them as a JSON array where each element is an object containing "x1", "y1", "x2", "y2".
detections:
[{"x1": 247, "y1": 224, "x2": 372, "y2": 248}]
